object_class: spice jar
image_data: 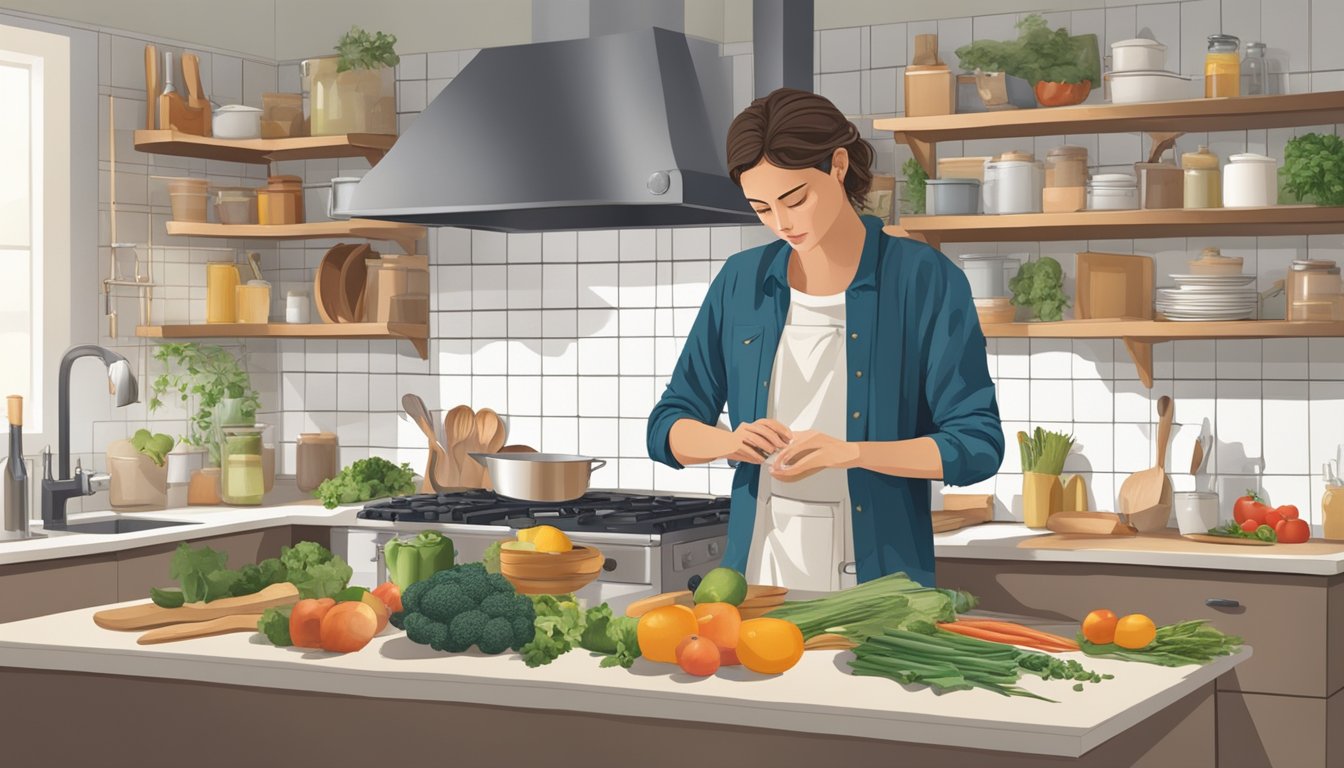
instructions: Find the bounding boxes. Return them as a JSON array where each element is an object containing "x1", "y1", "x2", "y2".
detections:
[
  {"x1": 1134, "y1": 161, "x2": 1183, "y2": 209},
  {"x1": 1182, "y1": 145, "x2": 1222, "y2": 209},
  {"x1": 205, "y1": 256, "x2": 240, "y2": 323},
  {"x1": 1286, "y1": 259, "x2": 1343, "y2": 321},
  {"x1": 1043, "y1": 145, "x2": 1088, "y2": 213},
  {"x1": 258, "y1": 175, "x2": 305, "y2": 225},
  {"x1": 220, "y1": 425, "x2": 265, "y2": 505},
  {"x1": 1243, "y1": 42, "x2": 1268, "y2": 96},
  {"x1": 296, "y1": 432, "x2": 340, "y2": 493},
  {"x1": 1205, "y1": 34, "x2": 1241, "y2": 98}
]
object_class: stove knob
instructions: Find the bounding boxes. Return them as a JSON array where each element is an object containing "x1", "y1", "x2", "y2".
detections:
[
  {"x1": 602, "y1": 558, "x2": 617, "y2": 573},
  {"x1": 687, "y1": 574, "x2": 703, "y2": 592},
  {"x1": 707, "y1": 541, "x2": 720, "y2": 557}
]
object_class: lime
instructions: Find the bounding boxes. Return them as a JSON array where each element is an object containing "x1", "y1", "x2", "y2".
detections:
[
  {"x1": 694, "y1": 567, "x2": 748, "y2": 606},
  {"x1": 500, "y1": 541, "x2": 537, "y2": 551}
]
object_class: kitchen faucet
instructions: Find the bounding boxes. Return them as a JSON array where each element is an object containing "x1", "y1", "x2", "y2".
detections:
[{"x1": 41, "y1": 345, "x2": 139, "y2": 527}]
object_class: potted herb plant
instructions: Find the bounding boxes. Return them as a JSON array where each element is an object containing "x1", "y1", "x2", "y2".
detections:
[
  {"x1": 302, "y1": 26, "x2": 400, "y2": 136},
  {"x1": 1009, "y1": 256, "x2": 1070, "y2": 321},
  {"x1": 148, "y1": 342, "x2": 260, "y2": 467},
  {"x1": 955, "y1": 15, "x2": 1101, "y2": 107},
  {"x1": 1280, "y1": 132, "x2": 1344, "y2": 206}
]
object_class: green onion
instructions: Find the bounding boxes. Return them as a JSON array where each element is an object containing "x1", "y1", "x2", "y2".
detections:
[{"x1": 1019, "y1": 427, "x2": 1074, "y2": 475}]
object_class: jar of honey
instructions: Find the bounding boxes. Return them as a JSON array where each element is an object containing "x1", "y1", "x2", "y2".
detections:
[
  {"x1": 1323, "y1": 484, "x2": 1344, "y2": 541},
  {"x1": 205, "y1": 257, "x2": 240, "y2": 323},
  {"x1": 1205, "y1": 34, "x2": 1241, "y2": 98}
]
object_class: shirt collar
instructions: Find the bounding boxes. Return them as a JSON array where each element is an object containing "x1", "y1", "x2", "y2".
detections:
[{"x1": 762, "y1": 214, "x2": 885, "y2": 295}]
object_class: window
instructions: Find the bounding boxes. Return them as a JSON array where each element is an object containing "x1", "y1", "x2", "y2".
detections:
[{"x1": 0, "y1": 23, "x2": 69, "y2": 439}]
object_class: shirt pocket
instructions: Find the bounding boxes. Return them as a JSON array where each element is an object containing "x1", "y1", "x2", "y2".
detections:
[{"x1": 729, "y1": 324, "x2": 764, "y2": 423}]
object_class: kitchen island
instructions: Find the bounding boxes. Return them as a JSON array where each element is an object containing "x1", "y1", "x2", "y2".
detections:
[{"x1": 0, "y1": 599, "x2": 1245, "y2": 767}]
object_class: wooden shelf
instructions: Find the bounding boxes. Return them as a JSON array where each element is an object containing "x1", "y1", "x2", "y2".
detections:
[
  {"x1": 978, "y1": 319, "x2": 1344, "y2": 387},
  {"x1": 136, "y1": 322, "x2": 430, "y2": 359},
  {"x1": 887, "y1": 207, "x2": 1344, "y2": 248},
  {"x1": 165, "y1": 220, "x2": 425, "y2": 254},
  {"x1": 133, "y1": 130, "x2": 397, "y2": 166}
]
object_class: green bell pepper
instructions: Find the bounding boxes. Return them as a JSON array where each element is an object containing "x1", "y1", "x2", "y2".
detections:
[{"x1": 384, "y1": 531, "x2": 455, "y2": 589}]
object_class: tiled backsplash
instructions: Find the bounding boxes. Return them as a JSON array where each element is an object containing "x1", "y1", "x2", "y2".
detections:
[{"x1": 58, "y1": 2, "x2": 1344, "y2": 529}]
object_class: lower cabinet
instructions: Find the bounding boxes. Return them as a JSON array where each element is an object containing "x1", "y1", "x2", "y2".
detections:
[{"x1": 938, "y1": 557, "x2": 1344, "y2": 767}]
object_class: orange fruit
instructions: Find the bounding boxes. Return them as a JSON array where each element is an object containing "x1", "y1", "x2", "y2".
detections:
[
  {"x1": 1113, "y1": 614, "x2": 1157, "y2": 650},
  {"x1": 675, "y1": 635, "x2": 721, "y2": 677},
  {"x1": 359, "y1": 591, "x2": 391, "y2": 633},
  {"x1": 693, "y1": 602, "x2": 742, "y2": 650},
  {"x1": 736, "y1": 618, "x2": 804, "y2": 674},
  {"x1": 637, "y1": 605, "x2": 699, "y2": 663},
  {"x1": 319, "y1": 601, "x2": 379, "y2": 653},
  {"x1": 1081, "y1": 609, "x2": 1119, "y2": 645}
]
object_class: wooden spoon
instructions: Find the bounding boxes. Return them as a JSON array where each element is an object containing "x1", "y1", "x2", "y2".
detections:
[
  {"x1": 1190, "y1": 436, "x2": 1205, "y2": 476},
  {"x1": 474, "y1": 409, "x2": 507, "y2": 490},
  {"x1": 137, "y1": 613, "x2": 263, "y2": 645},
  {"x1": 1126, "y1": 396, "x2": 1175, "y2": 532},
  {"x1": 442, "y1": 405, "x2": 476, "y2": 489},
  {"x1": 402, "y1": 393, "x2": 450, "y2": 492},
  {"x1": 93, "y1": 582, "x2": 298, "y2": 631}
]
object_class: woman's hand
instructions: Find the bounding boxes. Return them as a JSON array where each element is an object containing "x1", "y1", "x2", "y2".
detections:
[
  {"x1": 769, "y1": 430, "x2": 860, "y2": 481},
  {"x1": 722, "y1": 419, "x2": 793, "y2": 464}
]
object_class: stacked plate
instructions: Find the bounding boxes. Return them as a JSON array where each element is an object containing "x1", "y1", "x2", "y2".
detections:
[{"x1": 1157, "y1": 273, "x2": 1258, "y2": 321}]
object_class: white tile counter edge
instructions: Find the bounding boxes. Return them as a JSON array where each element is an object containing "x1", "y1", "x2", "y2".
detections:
[{"x1": 0, "y1": 604, "x2": 1249, "y2": 758}]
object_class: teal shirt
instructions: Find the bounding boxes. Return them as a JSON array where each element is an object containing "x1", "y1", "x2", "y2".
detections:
[{"x1": 646, "y1": 215, "x2": 1004, "y2": 587}]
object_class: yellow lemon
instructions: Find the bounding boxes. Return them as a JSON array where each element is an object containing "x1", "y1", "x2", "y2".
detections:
[
  {"x1": 516, "y1": 527, "x2": 540, "y2": 544},
  {"x1": 530, "y1": 525, "x2": 573, "y2": 553}
]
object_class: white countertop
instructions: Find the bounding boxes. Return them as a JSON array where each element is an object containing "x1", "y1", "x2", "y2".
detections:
[
  {"x1": 0, "y1": 601, "x2": 1248, "y2": 758},
  {"x1": 5, "y1": 494, "x2": 1344, "y2": 576}
]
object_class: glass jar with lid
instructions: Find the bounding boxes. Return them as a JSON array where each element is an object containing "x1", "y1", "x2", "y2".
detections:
[
  {"x1": 1182, "y1": 145, "x2": 1222, "y2": 209},
  {"x1": 296, "y1": 432, "x2": 340, "y2": 493},
  {"x1": 1043, "y1": 145, "x2": 1088, "y2": 213},
  {"x1": 205, "y1": 255, "x2": 240, "y2": 323},
  {"x1": 1286, "y1": 259, "x2": 1343, "y2": 321},
  {"x1": 1205, "y1": 34, "x2": 1241, "y2": 98},
  {"x1": 220, "y1": 425, "x2": 266, "y2": 505},
  {"x1": 1243, "y1": 41, "x2": 1268, "y2": 95}
]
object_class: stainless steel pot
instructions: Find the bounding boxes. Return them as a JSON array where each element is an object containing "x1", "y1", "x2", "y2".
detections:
[{"x1": 469, "y1": 452, "x2": 607, "y2": 502}]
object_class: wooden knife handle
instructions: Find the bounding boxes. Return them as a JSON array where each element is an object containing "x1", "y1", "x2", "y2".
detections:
[
  {"x1": 137, "y1": 613, "x2": 263, "y2": 645},
  {"x1": 93, "y1": 581, "x2": 299, "y2": 631},
  {"x1": 144, "y1": 44, "x2": 157, "y2": 129}
]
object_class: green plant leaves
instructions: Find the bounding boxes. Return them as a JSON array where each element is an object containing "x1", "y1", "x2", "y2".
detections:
[
  {"x1": 954, "y1": 14, "x2": 1098, "y2": 85},
  {"x1": 1282, "y1": 133, "x2": 1344, "y2": 206},
  {"x1": 335, "y1": 26, "x2": 400, "y2": 72},
  {"x1": 1009, "y1": 257, "x2": 1071, "y2": 322}
]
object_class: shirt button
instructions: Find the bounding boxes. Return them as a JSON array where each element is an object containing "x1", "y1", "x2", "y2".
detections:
[
  {"x1": 855, "y1": 505, "x2": 863, "y2": 513},
  {"x1": 854, "y1": 370, "x2": 863, "y2": 378},
  {"x1": 850, "y1": 332, "x2": 859, "y2": 340},
  {"x1": 743, "y1": 338, "x2": 752, "y2": 345},
  {"x1": 762, "y1": 380, "x2": 768, "y2": 388},
  {"x1": 852, "y1": 411, "x2": 861, "y2": 419}
]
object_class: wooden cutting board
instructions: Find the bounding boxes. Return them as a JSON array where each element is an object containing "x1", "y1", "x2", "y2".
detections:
[
  {"x1": 93, "y1": 582, "x2": 299, "y2": 631},
  {"x1": 1047, "y1": 511, "x2": 1137, "y2": 536},
  {"x1": 625, "y1": 585, "x2": 788, "y2": 619},
  {"x1": 137, "y1": 613, "x2": 263, "y2": 644},
  {"x1": 1183, "y1": 533, "x2": 1273, "y2": 547},
  {"x1": 932, "y1": 493, "x2": 995, "y2": 533},
  {"x1": 1021, "y1": 529, "x2": 1344, "y2": 555}
]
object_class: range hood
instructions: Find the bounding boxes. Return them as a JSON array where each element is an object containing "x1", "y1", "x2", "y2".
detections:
[{"x1": 346, "y1": 27, "x2": 758, "y2": 232}]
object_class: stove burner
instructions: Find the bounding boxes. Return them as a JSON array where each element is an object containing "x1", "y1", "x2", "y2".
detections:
[{"x1": 357, "y1": 490, "x2": 731, "y2": 534}]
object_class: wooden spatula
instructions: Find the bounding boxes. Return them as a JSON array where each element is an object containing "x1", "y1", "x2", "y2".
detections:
[
  {"x1": 443, "y1": 405, "x2": 476, "y2": 488},
  {"x1": 474, "y1": 409, "x2": 507, "y2": 490},
  {"x1": 180, "y1": 53, "x2": 212, "y2": 136},
  {"x1": 401, "y1": 393, "x2": 451, "y2": 492},
  {"x1": 137, "y1": 613, "x2": 263, "y2": 645},
  {"x1": 1125, "y1": 396, "x2": 1175, "y2": 532},
  {"x1": 93, "y1": 582, "x2": 299, "y2": 631}
]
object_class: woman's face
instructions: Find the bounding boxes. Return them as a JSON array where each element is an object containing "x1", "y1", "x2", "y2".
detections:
[{"x1": 740, "y1": 148, "x2": 850, "y2": 253}]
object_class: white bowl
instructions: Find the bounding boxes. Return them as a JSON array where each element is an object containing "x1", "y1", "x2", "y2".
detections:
[
  {"x1": 1105, "y1": 70, "x2": 1193, "y2": 104},
  {"x1": 213, "y1": 104, "x2": 262, "y2": 140}
]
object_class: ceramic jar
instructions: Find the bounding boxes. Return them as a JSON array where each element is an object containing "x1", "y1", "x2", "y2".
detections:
[{"x1": 1222, "y1": 153, "x2": 1277, "y2": 208}]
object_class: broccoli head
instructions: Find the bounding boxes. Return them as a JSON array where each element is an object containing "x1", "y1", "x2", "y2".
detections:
[
  {"x1": 445, "y1": 609, "x2": 489, "y2": 653},
  {"x1": 400, "y1": 579, "x2": 432, "y2": 614},
  {"x1": 510, "y1": 615, "x2": 536, "y2": 651},
  {"x1": 478, "y1": 617, "x2": 515, "y2": 655},
  {"x1": 404, "y1": 612, "x2": 448, "y2": 650},
  {"x1": 479, "y1": 592, "x2": 519, "y2": 619},
  {"x1": 420, "y1": 583, "x2": 476, "y2": 624},
  {"x1": 388, "y1": 610, "x2": 406, "y2": 631}
]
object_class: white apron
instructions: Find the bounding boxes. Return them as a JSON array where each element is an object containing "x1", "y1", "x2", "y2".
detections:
[{"x1": 746, "y1": 288, "x2": 857, "y2": 591}]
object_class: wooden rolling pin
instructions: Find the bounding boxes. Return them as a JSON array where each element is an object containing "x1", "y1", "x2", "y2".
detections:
[
  {"x1": 137, "y1": 613, "x2": 263, "y2": 645},
  {"x1": 93, "y1": 582, "x2": 299, "y2": 631}
]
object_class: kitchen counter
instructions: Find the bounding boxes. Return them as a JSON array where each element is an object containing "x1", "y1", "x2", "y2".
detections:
[{"x1": 0, "y1": 601, "x2": 1246, "y2": 764}]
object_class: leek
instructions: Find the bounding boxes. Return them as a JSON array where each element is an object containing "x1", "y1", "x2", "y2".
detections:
[{"x1": 762, "y1": 572, "x2": 976, "y2": 642}]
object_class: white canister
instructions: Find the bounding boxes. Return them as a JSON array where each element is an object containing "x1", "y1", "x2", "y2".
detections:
[
  {"x1": 1086, "y1": 173, "x2": 1139, "y2": 210},
  {"x1": 1110, "y1": 38, "x2": 1167, "y2": 72},
  {"x1": 165, "y1": 445, "x2": 206, "y2": 486},
  {"x1": 959, "y1": 254, "x2": 1018, "y2": 298},
  {"x1": 327, "y1": 177, "x2": 362, "y2": 220},
  {"x1": 1222, "y1": 153, "x2": 1277, "y2": 208},
  {"x1": 1174, "y1": 491, "x2": 1220, "y2": 535},
  {"x1": 981, "y1": 162, "x2": 1000, "y2": 214},
  {"x1": 213, "y1": 104, "x2": 263, "y2": 140},
  {"x1": 988, "y1": 152, "x2": 1043, "y2": 215},
  {"x1": 286, "y1": 290, "x2": 311, "y2": 324}
]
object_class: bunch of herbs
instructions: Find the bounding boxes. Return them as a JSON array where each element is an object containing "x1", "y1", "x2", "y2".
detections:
[
  {"x1": 1281, "y1": 132, "x2": 1344, "y2": 206},
  {"x1": 335, "y1": 26, "x2": 400, "y2": 72}
]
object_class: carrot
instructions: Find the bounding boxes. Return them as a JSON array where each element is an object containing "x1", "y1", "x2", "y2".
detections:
[
  {"x1": 938, "y1": 622, "x2": 1077, "y2": 652},
  {"x1": 954, "y1": 619, "x2": 1080, "y2": 650}
]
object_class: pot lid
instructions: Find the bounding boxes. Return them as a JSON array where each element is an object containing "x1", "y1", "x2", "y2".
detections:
[
  {"x1": 1228, "y1": 152, "x2": 1275, "y2": 163},
  {"x1": 1112, "y1": 37, "x2": 1166, "y2": 50},
  {"x1": 1088, "y1": 173, "x2": 1137, "y2": 187},
  {"x1": 1047, "y1": 144, "x2": 1088, "y2": 159},
  {"x1": 1291, "y1": 259, "x2": 1339, "y2": 271},
  {"x1": 1181, "y1": 145, "x2": 1220, "y2": 169},
  {"x1": 216, "y1": 104, "x2": 262, "y2": 113}
]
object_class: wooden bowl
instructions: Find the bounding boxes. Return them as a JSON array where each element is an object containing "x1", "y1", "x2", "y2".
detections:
[
  {"x1": 499, "y1": 544, "x2": 604, "y2": 595},
  {"x1": 975, "y1": 297, "x2": 1016, "y2": 325}
]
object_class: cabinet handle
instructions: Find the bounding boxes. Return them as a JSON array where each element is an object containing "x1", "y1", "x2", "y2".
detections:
[{"x1": 1205, "y1": 598, "x2": 1240, "y2": 608}]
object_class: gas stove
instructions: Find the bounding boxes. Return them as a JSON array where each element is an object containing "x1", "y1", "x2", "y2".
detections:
[
  {"x1": 339, "y1": 490, "x2": 732, "y2": 614},
  {"x1": 356, "y1": 490, "x2": 731, "y2": 535}
]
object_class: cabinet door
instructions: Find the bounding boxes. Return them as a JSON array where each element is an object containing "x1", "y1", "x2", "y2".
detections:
[
  {"x1": 938, "y1": 559, "x2": 1339, "y2": 698},
  {"x1": 0, "y1": 554, "x2": 118, "y2": 622},
  {"x1": 116, "y1": 527, "x2": 292, "y2": 601},
  {"x1": 1216, "y1": 690, "x2": 1344, "y2": 768}
]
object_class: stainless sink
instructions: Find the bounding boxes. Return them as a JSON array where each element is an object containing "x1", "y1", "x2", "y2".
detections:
[{"x1": 49, "y1": 518, "x2": 201, "y2": 535}]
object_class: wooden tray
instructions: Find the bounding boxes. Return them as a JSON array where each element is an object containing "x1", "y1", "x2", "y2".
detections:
[
  {"x1": 1076, "y1": 251, "x2": 1154, "y2": 320},
  {"x1": 933, "y1": 493, "x2": 995, "y2": 533},
  {"x1": 1183, "y1": 533, "x2": 1273, "y2": 546}
]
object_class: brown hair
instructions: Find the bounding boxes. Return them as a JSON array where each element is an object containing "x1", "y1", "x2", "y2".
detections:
[{"x1": 726, "y1": 88, "x2": 875, "y2": 209}]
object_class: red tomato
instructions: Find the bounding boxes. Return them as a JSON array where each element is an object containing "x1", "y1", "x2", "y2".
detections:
[
  {"x1": 1233, "y1": 492, "x2": 1270, "y2": 525},
  {"x1": 1263, "y1": 511, "x2": 1284, "y2": 529},
  {"x1": 1240, "y1": 519, "x2": 1260, "y2": 533},
  {"x1": 1275, "y1": 505, "x2": 1300, "y2": 521},
  {"x1": 676, "y1": 635, "x2": 721, "y2": 677},
  {"x1": 1276, "y1": 518, "x2": 1310, "y2": 544}
]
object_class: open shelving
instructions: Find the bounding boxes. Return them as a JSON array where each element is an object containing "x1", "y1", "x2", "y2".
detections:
[
  {"x1": 165, "y1": 220, "x2": 425, "y2": 255},
  {"x1": 135, "y1": 322, "x2": 430, "y2": 359},
  {"x1": 133, "y1": 130, "x2": 398, "y2": 166}
]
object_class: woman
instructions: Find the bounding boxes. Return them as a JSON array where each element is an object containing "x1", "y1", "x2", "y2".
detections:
[{"x1": 646, "y1": 88, "x2": 1003, "y2": 591}]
